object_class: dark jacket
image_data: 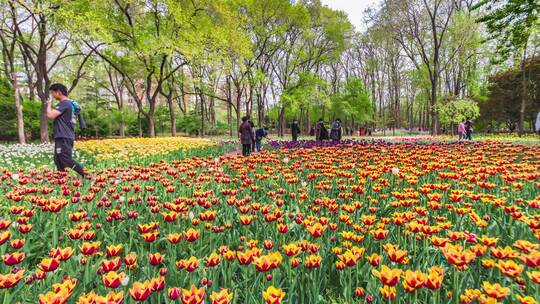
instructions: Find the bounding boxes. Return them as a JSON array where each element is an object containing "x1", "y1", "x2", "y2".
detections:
[
  {"x1": 315, "y1": 121, "x2": 328, "y2": 140},
  {"x1": 239, "y1": 121, "x2": 254, "y2": 144},
  {"x1": 291, "y1": 122, "x2": 300, "y2": 137}
]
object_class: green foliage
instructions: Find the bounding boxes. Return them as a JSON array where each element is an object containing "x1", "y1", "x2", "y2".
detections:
[
  {"x1": 476, "y1": 0, "x2": 539, "y2": 61},
  {"x1": 478, "y1": 55, "x2": 540, "y2": 130},
  {"x1": 22, "y1": 101, "x2": 42, "y2": 141},
  {"x1": 0, "y1": 79, "x2": 16, "y2": 140},
  {"x1": 329, "y1": 78, "x2": 373, "y2": 124},
  {"x1": 436, "y1": 98, "x2": 480, "y2": 128},
  {"x1": 177, "y1": 112, "x2": 201, "y2": 135}
]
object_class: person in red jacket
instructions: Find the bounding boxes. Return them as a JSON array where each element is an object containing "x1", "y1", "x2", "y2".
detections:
[{"x1": 238, "y1": 116, "x2": 254, "y2": 156}]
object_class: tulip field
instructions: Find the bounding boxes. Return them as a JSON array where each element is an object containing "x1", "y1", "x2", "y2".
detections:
[{"x1": 0, "y1": 137, "x2": 539, "y2": 304}]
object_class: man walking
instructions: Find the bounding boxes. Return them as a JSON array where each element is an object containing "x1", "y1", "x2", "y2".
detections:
[
  {"x1": 534, "y1": 112, "x2": 540, "y2": 135},
  {"x1": 330, "y1": 118, "x2": 342, "y2": 141},
  {"x1": 46, "y1": 83, "x2": 85, "y2": 178},
  {"x1": 238, "y1": 116, "x2": 254, "y2": 156},
  {"x1": 464, "y1": 118, "x2": 473, "y2": 141},
  {"x1": 291, "y1": 119, "x2": 300, "y2": 142}
]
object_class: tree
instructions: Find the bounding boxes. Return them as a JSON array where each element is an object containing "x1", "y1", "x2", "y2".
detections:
[
  {"x1": 329, "y1": 78, "x2": 373, "y2": 128},
  {"x1": 0, "y1": 0, "x2": 25, "y2": 143},
  {"x1": 436, "y1": 97, "x2": 480, "y2": 133},
  {"x1": 476, "y1": 0, "x2": 539, "y2": 135},
  {"x1": 479, "y1": 55, "x2": 540, "y2": 131},
  {"x1": 388, "y1": 0, "x2": 456, "y2": 134},
  {"x1": 10, "y1": 0, "x2": 92, "y2": 142},
  {"x1": 57, "y1": 0, "x2": 248, "y2": 137}
]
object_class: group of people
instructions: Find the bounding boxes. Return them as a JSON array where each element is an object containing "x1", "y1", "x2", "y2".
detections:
[
  {"x1": 238, "y1": 116, "x2": 269, "y2": 156},
  {"x1": 315, "y1": 118, "x2": 343, "y2": 141},
  {"x1": 457, "y1": 118, "x2": 474, "y2": 141},
  {"x1": 238, "y1": 117, "x2": 348, "y2": 156}
]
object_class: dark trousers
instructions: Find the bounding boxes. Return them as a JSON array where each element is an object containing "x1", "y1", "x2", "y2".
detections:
[
  {"x1": 242, "y1": 144, "x2": 251, "y2": 156},
  {"x1": 292, "y1": 134, "x2": 298, "y2": 142},
  {"x1": 466, "y1": 130, "x2": 472, "y2": 140},
  {"x1": 54, "y1": 138, "x2": 85, "y2": 177}
]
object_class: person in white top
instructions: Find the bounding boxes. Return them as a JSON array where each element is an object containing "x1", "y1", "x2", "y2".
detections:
[{"x1": 536, "y1": 111, "x2": 540, "y2": 136}]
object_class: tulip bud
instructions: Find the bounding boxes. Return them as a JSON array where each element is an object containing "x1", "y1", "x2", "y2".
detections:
[{"x1": 168, "y1": 287, "x2": 181, "y2": 300}]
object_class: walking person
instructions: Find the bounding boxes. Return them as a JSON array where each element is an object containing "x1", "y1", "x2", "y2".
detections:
[
  {"x1": 536, "y1": 111, "x2": 540, "y2": 137},
  {"x1": 458, "y1": 119, "x2": 466, "y2": 141},
  {"x1": 291, "y1": 119, "x2": 301, "y2": 142},
  {"x1": 464, "y1": 118, "x2": 473, "y2": 141},
  {"x1": 46, "y1": 83, "x2": 86, "y2": 178},
  {"x1": 255, "y1": 126, "x2": 268, "y2": 152},
  {"x1": 239, "y1": 116, "x2": 254, "y2": 156},
  {"x1": 315, "y1": 118, "x2": 328, "y2": 141},
  {"x1": 330, "y1": 118, "x2": 342, "y2": 141}
]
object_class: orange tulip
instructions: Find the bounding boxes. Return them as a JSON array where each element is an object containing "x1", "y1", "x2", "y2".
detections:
[
  {"x1": 149, "y1": 253, "x2": 165, "y2": 266},
  {"x1": 38, "y1": 258, "x2": 60, "y2": 272},
  {"x1": 282, "y1": 243, "x2": 300, "y2": 257},
  {"x1": 183, "y1": 228, "x2": 200, "y2": 242},
  {"x1": 372, "y1": 265, "x2": 402, "y2": 286},
  {"x1": 338, "y1": 250, "x2": 360, "y2": 267},
  {"x1": 442, "y1": 244, "x2": 475, "y2": 269},
  {"x1": 102, "y1": 271, "x2": 126, "y2": 289},
  {"x1": 371, "y1": 228, "x2": 389, "y2": 240},
  {"x1": 527, "y1": 270, "x2": 540, "y2": 284},
  {"x1": 516, "y1": 295, "x2": 538, "y2": 304},
  {"x1": 150, "y1": 276, "x2": 165, "y2": 292},
  {"x1": 210, "y1": 288, "x2": 233, "y2": 304},
  {"x1": 80, "y1": 241, "x2": 101, "y2": 255},
  {"x1": 519, "y1": 250, "x2": 540, "y2": 267},
  {"x1": 482, "y1": 281, "x2": 510, "y2": 300},
  {"x1": 307, "y1": 223, "x2": 326, "y2": 238},
  {"x1": 425, "y1": 266, "x2": 444, "y2": 290},
  {"x1": 124, "y1": 252, "x2": 138, "y2": 269},
  {"x1": 3, "y1": 252, "x2": 25, "y2": 266},
  {"x1": 168, "y1": 287, "x2": 181, "y2": 300},
  {"x1": 490, "y1": 246, "x2": 518, "y2": 259},
  {"x1": 101, "y1": 257, "x2": 122, "y2": 272},
  {"x1": 38, "y1": 289, "x2": 70, "y2": 304},
  {"x1": 305, "y1": 254, "x2": 321, "y2": 268},
  {"x1": 254, "y1": 252, "x2": 282, "y2": 272},
  {"x1": 176, "y1": 256, "x2": 200, "y2": 272},
  {"x1": 379, "y1": 285, "x2": 396, "y2": 301},
  {"x1": 237, "y1": 250, "x2": 254, "y2": 265},
  {"x1": 367, "y1": 253, "x2": 381, "y2": 266},
  {"x1": 167, "y1": 233, "x2": 183, "y2": 244},
  {"x1": 402, "y1": 270, "x2": 426, "y2": 292},
  {"x1": 129, "y1": 281, "x2": 152, "y2": 302},
  {"x1": 141, "y1": 231, "x2": 159, "y2": 242},
  {"x1": 0, "y1": 269, "x2": 24, "y2": 289},
  {"x1": 205, "y1": 252, "x2": 221, "y2": 267},
  {"x1": 106, "y1": 244, "x2": 123, "y2": 257},
  {"x1": 263, "y1": 286, "x2": 285, "y2": 304},
  {"x1": 497, "y1": 259, "x2": 524, "y2": 278},
  {"x1": 181, "y1": 284, "x2": 205, "y2": 304}
]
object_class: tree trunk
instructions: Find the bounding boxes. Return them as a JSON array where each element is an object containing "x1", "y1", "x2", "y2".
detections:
[
  {"x1": 278, "y1": 107, "x2": 286, "y2": 137},
  {"x1": 146, "y1": 113, "x2": 155, "y2": 137},
  {"x1": 199, "y1": 91, "x2": 205, "y2": 137},
  {"x1": 168, "y1": 96, "x2": 176, "y2": 136},
  {"x1": 138, "y1": 110, "x2": 143, "y2": 137},
  {"x1": 12, "y1": 72, "x2": 26, "y2": 144},
  {"x1": 119, "y1": 123, "x2": 126, "y2": 137},
  {"x1": 518, "y1": 46, "x2": 528, "y2": 136},
  {"x1": 39, "y1": 100, "x2": 49, "y2": 142}
]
